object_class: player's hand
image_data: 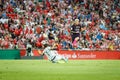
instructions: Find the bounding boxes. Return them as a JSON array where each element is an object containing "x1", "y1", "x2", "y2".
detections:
[{"x1": 38, "y1": 50, "x2": 42, "y2": 54}]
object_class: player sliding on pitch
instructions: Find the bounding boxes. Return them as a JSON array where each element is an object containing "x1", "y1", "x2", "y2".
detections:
[{"x1": 38, "y1": 42, "x2": 68, "y2": 63}]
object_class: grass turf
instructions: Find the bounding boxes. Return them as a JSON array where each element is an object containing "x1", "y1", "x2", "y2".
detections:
[{"x1": 0, "y1": 60, "x2": 120, "y2": 80}]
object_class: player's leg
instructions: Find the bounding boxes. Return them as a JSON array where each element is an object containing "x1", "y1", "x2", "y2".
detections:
[
  {"x1": 30, "y1": 51, "x2": 34, "y2": 56},
  {"x1": 61, "y1": 55, "x2": 68, "y2": 62},
  {"x1": 50, "y1": 51, "x2": 68, "y2": 63},
  {"x1": 26, "y1": 51, "x2": 29, "y2": 56},
  {"x1": 54, "y1": 51, "x2": 68, "y2": 62},
  {"x1": 53, "y1": 55, "x2": 68, "y2": 63}
]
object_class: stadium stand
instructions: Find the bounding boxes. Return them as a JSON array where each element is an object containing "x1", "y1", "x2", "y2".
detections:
[{"x1": 0, "y1": 0, "x2": 120, "y2": 50}]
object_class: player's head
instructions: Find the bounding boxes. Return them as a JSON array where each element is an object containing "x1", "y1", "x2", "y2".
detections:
[
  {"x1": 75, "y1": 19, "x2": 79, "y2": 25},
  {"x1": 27, "y1": 39, "x2": 31, "y2": 44},
  {"x1": 43, "y1": 43, "x2": 49, "y2": 48},
  {"x1": 41, "y1": 40, "x2": 48, "y2": 48}
]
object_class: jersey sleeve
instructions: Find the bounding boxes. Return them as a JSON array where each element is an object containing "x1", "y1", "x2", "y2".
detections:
[{"x1": 42, "y1": 47, "x2": 51, "y2": 55}]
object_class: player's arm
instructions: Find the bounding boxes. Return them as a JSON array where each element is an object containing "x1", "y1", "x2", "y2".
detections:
[
  {"x1": 51, "y1": 47, "x2": 58, "y2": 50},
  {"x1": 81, "y1": 26, "x2": 86, "y2": 31},
  {"x1": 51, "y1": 43, "x2": 58, "y2": 50},
  {"x1": 38, "y1": 50, "x2": 45, "y2": 56},
  {"x1": 71, "y1": 27, "x2": 78, "y2": 33},
  {"x1": 51, "y1": 44, "x2": 58, "y2": 50}
]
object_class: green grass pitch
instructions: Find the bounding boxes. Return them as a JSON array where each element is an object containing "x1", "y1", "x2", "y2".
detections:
[{"x1": 0, "y1": 60, "x2": 120, "y2": 80}]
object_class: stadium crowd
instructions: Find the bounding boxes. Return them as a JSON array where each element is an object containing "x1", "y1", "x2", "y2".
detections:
[{"x1": 0, "y1": 0, "x2": 120, "y2": 50}]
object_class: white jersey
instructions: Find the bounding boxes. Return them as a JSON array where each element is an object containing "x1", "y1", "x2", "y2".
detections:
[
  {"x1": 42, "y1": 47, "x2": 57, "y2": 60},
  {"x1": 27, "y1": 43, "x2": 32, "y2": 49}
]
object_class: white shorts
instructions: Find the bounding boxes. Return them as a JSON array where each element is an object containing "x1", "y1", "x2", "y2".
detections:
[{"x1": 50, "y1": 51, "x2": 63, "y2": 62}]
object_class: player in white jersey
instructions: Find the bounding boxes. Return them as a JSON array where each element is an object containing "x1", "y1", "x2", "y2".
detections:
[{"x1": 39, "y1": 44, "x2": 68, "y2": 63}]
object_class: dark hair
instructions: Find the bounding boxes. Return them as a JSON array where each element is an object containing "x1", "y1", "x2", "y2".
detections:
[
  {"x1": 28, "y1": 40, "x2": 31, "y2": 43},
  {"x1": 44, "y1": 44, "x2": 49, "y2": 48}
]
